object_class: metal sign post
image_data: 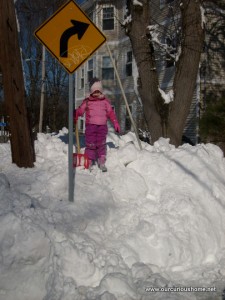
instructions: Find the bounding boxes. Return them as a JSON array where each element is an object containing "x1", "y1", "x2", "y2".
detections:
[{"x1": 68, "y1": 74, "x2": 74, "y2": 202}]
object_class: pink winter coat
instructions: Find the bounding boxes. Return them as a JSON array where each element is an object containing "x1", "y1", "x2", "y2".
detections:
[{"x1": 75, "y1": 94, "x2": 118, "y2": 127}]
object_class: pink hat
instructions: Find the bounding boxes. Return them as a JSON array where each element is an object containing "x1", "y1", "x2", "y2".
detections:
[{"x1": 90, "y1": 79, "x2": 103, "y2": 94}]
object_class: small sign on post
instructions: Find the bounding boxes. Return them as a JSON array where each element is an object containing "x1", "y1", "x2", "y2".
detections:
[
  {"x1": 35, "y1": 0, "x2": 106, "y2": 74},
  {"x1": 34, "y1": 0, "x2": 106, "y2": 202}
]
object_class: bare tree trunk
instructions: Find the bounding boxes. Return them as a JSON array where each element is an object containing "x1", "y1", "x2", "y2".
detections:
[
  {"x1": 125, "y1": 0, "x2": 204, "y2": 146},
  {"x1": 125, "y1": 0, "x2": 164, "y2": 143},
  {"x1": 168, "y1": 0, "x2": 205, "y2": 146},
  {"x1": 0, "y1": 0, "x2": 35, "y2": 167}
]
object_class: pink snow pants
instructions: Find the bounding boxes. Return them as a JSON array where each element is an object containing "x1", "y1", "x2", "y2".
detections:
[{"x1": 85, "y1": 124, "x2": 108, "y2": 161}]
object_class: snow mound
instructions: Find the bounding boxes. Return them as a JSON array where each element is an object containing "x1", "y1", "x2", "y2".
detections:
[{"x1": 0, "y1": 132, "x2": 225, "y2": 299}]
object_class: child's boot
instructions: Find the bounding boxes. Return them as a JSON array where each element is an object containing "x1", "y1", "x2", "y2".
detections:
[
  {"x1": 98, "y1": 155, "x2": 107, "y2": 172},
  {"x1": 88, "y1": 159, "x2": 94, "y2": 171}
]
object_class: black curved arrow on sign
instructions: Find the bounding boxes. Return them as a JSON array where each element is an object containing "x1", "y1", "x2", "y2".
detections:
[{"x1": 60, "y1": 20, "x2": 89, "y2": 58}]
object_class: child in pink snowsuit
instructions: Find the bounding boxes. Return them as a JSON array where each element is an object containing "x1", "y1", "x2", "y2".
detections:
[{"x1": 74, "y1": 78, "x2": 120, "y2": 171}]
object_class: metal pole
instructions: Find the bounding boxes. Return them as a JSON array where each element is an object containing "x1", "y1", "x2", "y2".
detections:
[
  {"x1": 105, "y1": 42, "x2": 142, "y2": 150},
  {"x1": 39, "y1": 45, "x2": 46, "y2": 133},
  {"x1": 68, "y1": 73, "x2": 74, "y2": 202}
]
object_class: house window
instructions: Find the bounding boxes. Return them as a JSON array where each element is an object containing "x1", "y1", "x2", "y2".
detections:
[
  {"x1": 125, "y1": 105, "x2": 132, "y2": 131},
  {"x1": 126, "y1": 51, "x2": 132, "y2": 77},
  {"x1": 102, "y1": 7, "x2": 114, "y2": 30},
  {"x1": 80, "y1": 69, "x2": 84, "y2": 88},
  {"x1": 87, "y1": 59, "x2": 94, "y2": 83},
  {"x1": 165, "y1": 37, "x2": 176, "y2": 68},
  {"x1": 102, "y1": 56, "x2": 114, "y2": 80},
  {"x1": 87, "y1": 10, "x2": 93, "y2": 21},
  {"x1": 80, "y1": 118, "x2": 84, "y2": 132}
]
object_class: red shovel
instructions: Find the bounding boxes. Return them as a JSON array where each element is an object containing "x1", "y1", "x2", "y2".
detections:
[{"x1": 73, "y1": 124, "x2": 90, "y2": 169}]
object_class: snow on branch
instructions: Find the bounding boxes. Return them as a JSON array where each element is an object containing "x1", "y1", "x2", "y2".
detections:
[
  {"x1": 123, "y1": 14, "x2": 132, "y2": 26},
  {"x1": 158, "y1": 87, "x2": 174, "y2": 104},
  {"x1": 133, "y1": 0, "x2": 143, "y2": 6},
  {"x1": 147, "y1": 25, "x2": 161, "y2": 44},
  {"x1": 200, "y1": 6, "x2": 206, "y2": 29},
  {"x1": 147, "y1": 25, "x2": 181, "y2": 62}
]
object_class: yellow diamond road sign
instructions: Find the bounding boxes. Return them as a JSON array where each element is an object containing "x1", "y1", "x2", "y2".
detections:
[{"x1": 35, "y1": 0, "x2": 106, "y2": 74}]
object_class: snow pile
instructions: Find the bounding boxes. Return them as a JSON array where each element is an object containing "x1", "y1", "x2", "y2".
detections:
[
  {"x1": 158, "y1": 87, "x2": 174, "y2": 104},
  {"x1": 0, "y1": 131, "x2": 225, "y2": 299}
]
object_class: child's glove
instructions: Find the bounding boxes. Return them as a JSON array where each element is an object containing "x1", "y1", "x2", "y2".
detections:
[{"x1": 114, "y1": 122, "x2": 120, "y2": 133}]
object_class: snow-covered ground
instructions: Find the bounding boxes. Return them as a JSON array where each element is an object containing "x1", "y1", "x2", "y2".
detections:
[{"x1": 0, "y1": 128, "x2": 225, "y2": 300}]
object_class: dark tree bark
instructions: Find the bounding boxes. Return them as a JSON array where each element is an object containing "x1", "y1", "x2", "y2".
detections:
[
  {"x1": 0, "y1": 0, "x2": 35, "y2": 167},
  {"x1": 125, "y1": 0, "x2": 204, "y2": 146},
  {"x1": 168, "y1": 0, "x2": 205, "y2": 145},
  {"x1": 125, "y1": 0, "x2": 164, "y2": 143}
]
